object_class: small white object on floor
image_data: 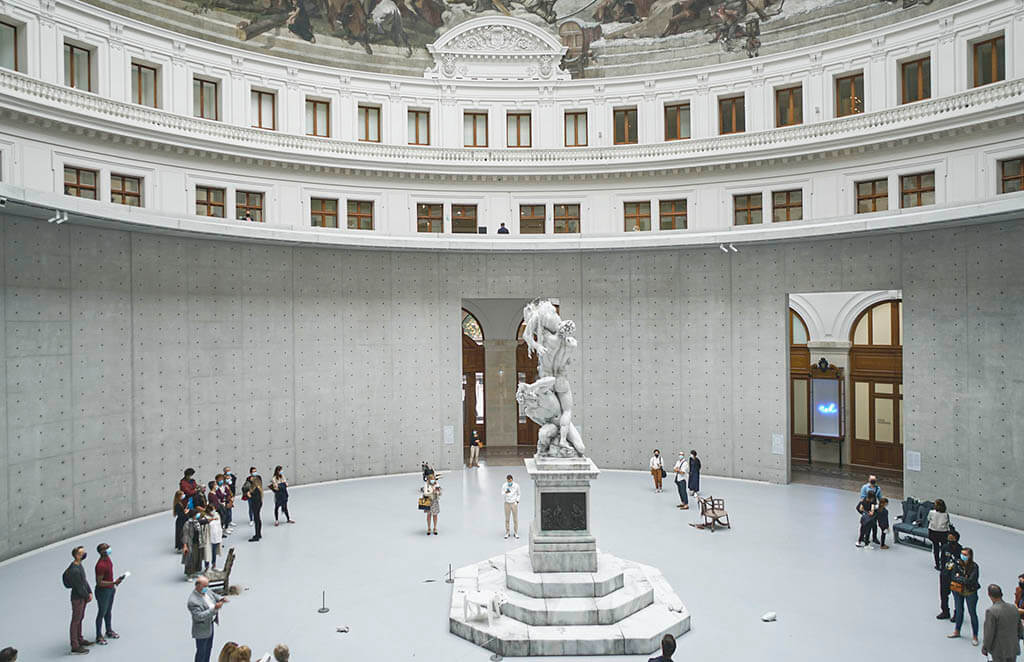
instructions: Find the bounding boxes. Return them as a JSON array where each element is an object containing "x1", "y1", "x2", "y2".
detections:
[
  {"x1": 761, "y1": 612, "x2": 777, "y2": 622},
  {"x1": 336, "y1": 626, "x2": 350, "y2": 633}
]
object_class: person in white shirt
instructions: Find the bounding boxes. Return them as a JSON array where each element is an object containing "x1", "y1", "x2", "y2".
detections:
[
  {"x1": 503, "y1": 475, "x2": 521, "y2": 539},
  {"x1": 204, "y1": 505, "x2": 223, "y2": 571},
  {"x1": 672, "y1": 452, "x2": 690, "y2": 509},
  {"x1": 650, "y1": 450, "x2": 664, "y2": 492}
]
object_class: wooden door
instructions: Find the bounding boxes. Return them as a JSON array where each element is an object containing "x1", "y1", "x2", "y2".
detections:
[
  {"x1": 462, "y1": 334, "x2": 485, "y2": 447},
  {"x1": 516, "y1": 340, "x2": 539, "y2": 446},
  {"x1": 849, "y1": 301, "x2": 903, "y2": 470},
  {"x1": 789, "y1": 310, "x2": 811, "y2": 462}
]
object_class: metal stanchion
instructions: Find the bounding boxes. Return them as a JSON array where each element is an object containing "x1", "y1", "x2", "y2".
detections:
[
  {"x1": 479, "y1": 636, "x2": 503, "y2": 661},
  {"x1": 317, "y1": 590, "x2": 330, "y2": 614},
  {"x1": 446, "y1": 563, "x2": 454, "y2": 584}
]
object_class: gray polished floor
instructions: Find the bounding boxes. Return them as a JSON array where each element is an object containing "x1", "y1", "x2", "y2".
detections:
[{"x1": 1, "y1": 465, "x2": 1019, "y2": 661}]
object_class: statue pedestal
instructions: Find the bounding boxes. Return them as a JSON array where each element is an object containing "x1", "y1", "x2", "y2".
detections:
[{"x1": 524, "y1": 455, "x2": 600, "y2": 573}]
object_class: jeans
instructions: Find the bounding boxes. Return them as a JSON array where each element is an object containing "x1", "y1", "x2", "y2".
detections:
[
  {"x1": 248, "y1": 499, "x2": 255, "y2": 523},
  {"x1": 95, "y1": 587, "x2": 115, "y2": 639},
  {"x1": 953, "y1": 591, "x2": 979, "y2": 635},
  {"x1": 675, "y1": 480, "x2": 688, "y2": 505},
  {"x1": 208, "y1": 543, "x2": 220, "y2": 569},
  {"x1": 194, "y1": 626, "x2": 215, "y2": 662},
  {"x1": 70, "y1": 597, "x2": 87, "y2": 649}
]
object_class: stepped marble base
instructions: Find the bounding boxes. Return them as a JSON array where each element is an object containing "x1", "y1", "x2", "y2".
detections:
[{"x1": 449, "y1": 547, "x2": 690, "y2": 657}]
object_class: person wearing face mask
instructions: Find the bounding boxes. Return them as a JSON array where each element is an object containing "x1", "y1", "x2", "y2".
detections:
[
  {"x1": 503, "y1": 474, "x2": 521, "y2": 539},
  {"x1": 423, "y1": 475, "x2": 441, "y2": 535},
  {"x1": 242, "y1": 467, "x2": 264, "y2": 542},
  {"x1": 93, "y1": 543, "x2": 123, "y2": 645},
  {"x1": 214, "y1": 475, "x2": 232, "y2": 533},
  {"x1": 927, "y1": 499, "x2": 952, "y2": 571},
  {"x1": 204, "y1": 505, "x2": 223, "y2": 570},
  {"x1": 222, "y1": 467, "x2": 237, "y2": 498},
  {"x1": 270, "y1": 466, "x2": 294, "y2": 526},
  {"x1": 182, "y1": 510, "x2": 209, "y2": 578},
  {"x1": 937, "y1": 528, "x2": 962, "y2": 620},
  {"x1": 63, "y1": 546, "x2": 93, "y2": 654},
  {"x1": 859, "y1": 475, "x2": 882, "y2": 501},
  {"x1": 672, "y1": 452, "x2": 689, "y2": 510},
  {"x1": 649, "y1": 450, "x2": 664, "y2": 493},
  {"x1": 948, "y1": 546, "x2": 981, "y2": 645},
  {"x1": 188, "y1": 576, "x2": 227, "y2": 662}
]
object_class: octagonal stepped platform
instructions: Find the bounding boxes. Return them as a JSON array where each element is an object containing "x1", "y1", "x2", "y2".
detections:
[{"x1": 449, "y1": 547, "x2": 690, "y2": 657}]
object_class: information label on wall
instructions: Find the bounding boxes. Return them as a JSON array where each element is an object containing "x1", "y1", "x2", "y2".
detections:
[
  {"x1": 771, "y1": 433, "x2": 785, "y2": 456},
  {"x1": 906, "y1": 450, "x2": 921, "y2": 472},
  {"x1": 443, "y1": 425, "x2": 455, "y2": 445}
]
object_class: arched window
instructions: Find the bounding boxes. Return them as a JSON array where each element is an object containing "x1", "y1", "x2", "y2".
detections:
[
  {"x1": 849, "y1": 299, "x2": 903, "y2": 470},
  {"x1": 462, "y1": 308, "x2": 484, "y2": 344},
  {"x1": 850, "y1": 300, "x2": 902, "y2": 346},
  {"x1": 790, "y1": 309, "x2": 809, "y2": 346}
]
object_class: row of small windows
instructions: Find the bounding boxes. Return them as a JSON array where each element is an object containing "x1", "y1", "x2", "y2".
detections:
[
  {"x1": 0, "y1": 24, "x2": 1006, "y2": 146},
  {"x1": 61, "y1": 161, "x2": 1024, "y2": 230}
]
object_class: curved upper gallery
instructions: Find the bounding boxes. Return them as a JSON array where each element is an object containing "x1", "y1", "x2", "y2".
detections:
[{"x1": 0, "y1": 0, "x2": 1022, "y2": 248}]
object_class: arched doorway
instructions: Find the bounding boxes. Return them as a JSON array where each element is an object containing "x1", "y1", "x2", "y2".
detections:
[
  {"x1": 462, "y1": 309, "x2": 485, "y2": 449},
  {"x1": 849, "y1": 300, "x2": 903, "y2": 470},
  {"x1": 789, "y1": 309, "x2": 811, "y2": 463},
  {"x1": 515, "y1": 319, "x2": 539, "y2": 447}
]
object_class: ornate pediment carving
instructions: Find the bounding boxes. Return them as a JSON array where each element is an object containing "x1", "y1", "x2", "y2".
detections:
[{"x1": 425, "y1": 17, "x2": 568, "y2": 82}]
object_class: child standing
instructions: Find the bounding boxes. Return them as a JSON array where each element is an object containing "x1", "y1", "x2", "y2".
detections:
[
  {"x1": 875, "y1": 497, "x2": 890, "y2": 549},
  {"x1": 856, "y1": 494, "x2": 877, "y2": 548}
]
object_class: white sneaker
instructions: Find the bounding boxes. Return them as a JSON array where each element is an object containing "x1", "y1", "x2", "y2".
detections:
[
  {"x1": 504, "y1": 533, "x2": 509, "y2": 539},
  {"x1": 855, "y1": 542, "x2": 865, "y2": 548},
  {"x1": 514, "y1": 533, "x2": 519, "y2": 539},
  {"x1": 249, "y1": 521, "x2": 253, "y2": 527}
]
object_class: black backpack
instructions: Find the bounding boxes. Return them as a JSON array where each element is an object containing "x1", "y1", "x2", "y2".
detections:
[{"x1": 62, "y1": 564, "x2": 74, "y2": 589}]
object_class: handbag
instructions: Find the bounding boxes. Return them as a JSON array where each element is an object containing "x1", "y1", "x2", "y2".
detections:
[
  {"x1": 418, "y1": 496, "x2": 432, "y2": 511},
  {"x1": 660, "y1": 467, "x2": 667, "y2": 479},
  {"x1": 950, "y1": 580, "x2": 964, "y2": 594}
]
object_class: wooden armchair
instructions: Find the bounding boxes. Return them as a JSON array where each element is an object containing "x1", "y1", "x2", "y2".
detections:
[
  {"x1": 697, "y1": 496, "x2": 731, "y2": 532},
  {"x1": 205, "y1": 547, "x2": 234, "y2": 592}
]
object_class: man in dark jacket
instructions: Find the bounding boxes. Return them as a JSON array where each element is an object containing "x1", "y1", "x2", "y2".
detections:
[
  {"x1": 648, "y1": 633, "x2": 675, "y2": 662},
  {"x1": 937, "y1": 528, "x2": 962, "y2": 620},
  {"x1": 65, "y1": 546, "x2": 93, "y2": 654}
]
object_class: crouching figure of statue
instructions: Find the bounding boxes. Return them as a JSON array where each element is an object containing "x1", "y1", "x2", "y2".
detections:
[{"x1": 515, "y1": 299, "x2": 586, "y2": 458}]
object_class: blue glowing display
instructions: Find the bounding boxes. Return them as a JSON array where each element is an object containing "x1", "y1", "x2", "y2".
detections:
[{"x1": 817, "y1": 402, "x2": 838, "y2": 415}]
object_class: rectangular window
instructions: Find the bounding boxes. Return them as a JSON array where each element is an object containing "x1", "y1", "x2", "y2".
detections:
[
  {"x1": 358, "y1": 105, "x2": 380, "y2": 142},
  {"x1": 63, "y1": 43, "x2": 92, "y2": 91},
  {"x1": 733, "y1": 193, "x2": 763, "y2": 225},
  {"x1": 836, "y1": 73, "x2": 865, "y2": 117},
  {"x1": 659, "y1": 199, "x2": 687, "y2": 230},
  {"x1": 973, "y1": 35, "x2": 1005, "y2": 87},
  {"x1": 719, "y1": 95, "x2": 745, "y2": 135},
  {"x1": 408, "y1": 109, "x2": 430, "y2": 146},
  {"x1": 664, "y1": 103, "x2": 691, "y2": 141},
  {"x1": 565, "y1": 111, "x2": 587, "y2": 147},
  {"x1": 251, "y1": 90, "x2": 276, "y2": 130},
  {"x1": 624, "y1": 201, "x2": 651, "y2": 232},
  {"x1": 900, "y1": 172, "x2": 935, "y2": 208},
  {"x1": 613, "y1": 107, "x2": 637, "y2": 145},
  {"x1": 1, "y1": 20, "x2": 19, "y2": 72},
  {"x1": 195, "y1": 186, "x2": 225, "y2": 218},
  {"x1": 554, "y1": 204, "x2": 580, "y2": 233},
  {"x1": 463, "y1": 112, "x2": 488, "y2": 148},
  {"x1": 452, "y1": 204, "x2": 478, "y2": 233},
  {"x1": 856, "y1": 179, "x2": 888, "y2": 213},
  {"x1": 901, "y1": 56, "x2": 931, "y2": 104},
  {"x1": 310, "y1": 198, "x2": 338, "y2": 228},
  {"x1": 519, "y1": 204, "x2": 545, "y2": 234},
  {"x1": 775, "y1": 86, "x2": 802, "y2": 127},
  {"x1": 347, "y1": 200, "x2": 374, "y2": 230},
  {"x1": 193, "y1": 78, "x2": 219, "y2": 120},
  {"x1": 999, "y1": 158, "x2": 1024, "y2": 194},
  {"x1": 110, "y1": 174, "x2": 142, "y2": 207},
  {"x1": 63, "y1": 166, "x2": 98, "y2": 200},
  {"x1": 236, "y1": 191, "x2": 264, "y2": 222},
  {"x1": 305, "y1": 99, "x2": 330, "y2": 137},
  {"x1": 772, "y1": 190, "x2": 803, "y2": 222},
  {"x1": 507, "y1": 113, "x2": 531, "y2": 148},
  {"x1": 131, "y1": 62, "x2": 158, "y2": 108},
  {"x1": 417, "y1": 203, "x2": 443, "y2": 232}
]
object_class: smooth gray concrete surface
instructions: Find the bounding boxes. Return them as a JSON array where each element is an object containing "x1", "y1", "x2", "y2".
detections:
[
  {"x1": 0, "y1": 215, "x2": 1022, "y2": 560},
  {"x1": 0, "y1": 469, "x2": 1020, "y2": 661}
]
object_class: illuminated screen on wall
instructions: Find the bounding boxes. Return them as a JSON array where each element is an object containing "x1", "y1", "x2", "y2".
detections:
[{"x1": 811, "y1": 378, "x2": 841, "y2": 438}]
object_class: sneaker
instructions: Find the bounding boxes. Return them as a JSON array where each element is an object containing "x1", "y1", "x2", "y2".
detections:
[
  {"x1": 880, "y1": 544, "x2": 889, "y2": 550},
  {"x1": 680, "y1": 505, "x2": 689, "y2": 510},
  {"x1": 504, "y1": 533, "x2": 509, "y2": 539},
  {"x1": 95, "y1": 639, "x2": 107, "y2": 646},
  {"x1": 106, "y1": 632, "x2": 119, "y2": 639},
  {"x1": 855, "y1": 542, "x2": 865, "y2": 548},
  {"x1": 71, "y1": 648, "x2": 90, "y2": 655},
  {"x1": 81, "y1": 641, "x2": 94, "y2": 647},
  {"x1": 514, "y1": 533, "x2": 519, "y2": 539},
  {"x1": 936, "y1": 612, "x2": 950, "y2": 620},
  {"x1": 248, "y1": 536, "x2": 259, "y2": 542},
  {"x1": 249, "y1": 521, "x2": 254, "y2": 527}
]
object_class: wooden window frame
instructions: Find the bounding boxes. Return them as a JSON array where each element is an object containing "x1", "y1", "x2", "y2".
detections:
[
  {"x1": 236, "y1": 191, "x2": 264, "y2": 222},
  {"x1": 659, "y1": 199, "x2": 687, "y2": 230},
  {"x1": 416, "y1": 203, "x2": 443, "y2": 232},
  {"x1": 553, "y1": 204, "x2": 580, "y2": 234},
  {"x1": 772, "y1": 189, "x2": 802, "y2": 222},
  {"x1": 64, "y1": 42, "x2": 92, "y2": 91},
  {"x1": 835, "y1": 72, "x2": 865, "y2": 117},
  {"x1": 252, "y1": 90, "x2": 276, "y2": 130},
  {"x1": 306, "y1": 99, "x2": 330, "y2": 138},
  {"x1": 899, "y1": 172, "x2": 935, "y2": 208},
  {"x1": 719, "y1": 95, "x2": 745, "y2": 135},
  {"x1": 565, "y1": 111, "x2": 587, "y2": 147},
  {"x1": 194, "y1": 77, "x2": 219, "y2": 121},
  {"x1": 507, "y1": 112, "x2": 532, "y2": 148},
  {"x1": 900, "y1": 56, "x2": 931, "y2": 104},
  {"x1": 1, "y1": 20, "x2": 19, "y2": 72},
  {"x1": 973, "y1": 35, "x2": 1005, "y2": 88},
  {"x1": 623, "y1": 201, "x2": 651, "y2": 232},
  {"x1": 613, "y1": 107, "x2": 638, "y2": 145},
  {"x1": 775, "y1": 86, "x2": 802, "y2": 127},
  {"x1": 310, "y1": 198, "x2": 338, "y2": 228},
  {"x1": 452, "y1": 204, "x2": 478, "y2": 233},
  {"x1": 664, "y1": 103, "x2": 690, "y2": 141},
  {"x1": 358, "y1": 105, "x2": 381, "y2": 143},
  {"x1": 855, "y1": 178, "x2": 888, "y2": 214},
  {"x1": 131, "y1": 61, "x2": 158, "y2": 107},
  {"x1": 464, "y1": 112, "x2": 488, "y2": 148},
  {"x1": 110, "y1": 174, "x2": 142, "y2": 207},
  {"x1": 195, "y1": 186, "x2": 225, "y2": 218},
  {"x1": 519, "y1": 204, "x2": 545, "y2": 234},
  {"x1": 347, "y1": 200, "x2": 374, "y2": 230},
  {"x1": 408, "y1": 109, "x2": 430, "y2": 146},
  {"x1": 733, "y1": 193, "x2": 762, "y2": 226},
  {"x1": 63, "y1": 166, "x2": 98, "y2": 200},
  {"x1": 999, "y1": 158, "x2": 1024, "y2": 194},
  {"x1": 851, "y1": 300, "x2": 902, "y2": 347}
]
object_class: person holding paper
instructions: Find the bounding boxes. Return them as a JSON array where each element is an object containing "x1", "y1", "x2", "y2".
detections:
[
  {"x1": 93, "y1": 543, "x2": 123, "y2": 645},
  {"x1": 188, "y1": 576, "x2": 227, "y2": 662}
]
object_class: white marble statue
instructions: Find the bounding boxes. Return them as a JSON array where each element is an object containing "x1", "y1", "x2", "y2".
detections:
[{"x1": 515, "y1": 299, "x2": 585, "y2": 458}]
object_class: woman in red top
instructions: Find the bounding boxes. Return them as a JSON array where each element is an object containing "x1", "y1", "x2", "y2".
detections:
[
  {"x1": 93, "y1": 543, "x2": 122, "y2": 645},
  {"x1": 180, "y1": 468, "x2": 199, "y2": 498}
]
